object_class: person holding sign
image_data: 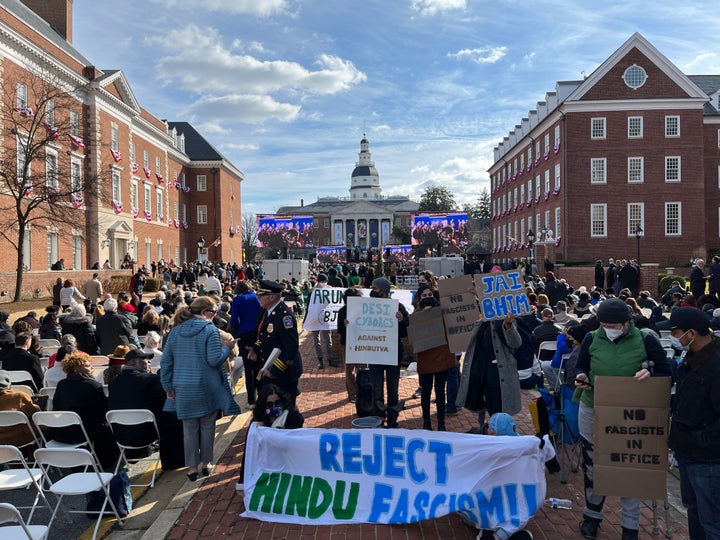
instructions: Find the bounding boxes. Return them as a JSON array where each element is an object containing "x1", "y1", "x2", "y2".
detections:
[
  {"x1": 667, "y1": 307, "x2": 720, "y2": 540},
  {"x1": 367, "y1": 277, "x2": 409, "y2": 428},
  {"x1": 574, "y1": 298, "x2": 670, "y2": 540}
]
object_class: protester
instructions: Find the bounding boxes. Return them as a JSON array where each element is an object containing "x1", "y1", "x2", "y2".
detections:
[
  {"x1": 337, "y1": 287, "x2": 363, "y2": 403},
  {"x1": 161, "y1": 296, "x2": 240, "y2": 481},
  {"x1": 574, "y1": 298, "x2": 671, "y2": 540},
  {"x1": 667, "y1": 307, "x2": 720, "y2": 540},
  {"x1": 308, "y1": 274, "x2": 335, "y2": 369},
  {"x1": 229, "y1": 280, "x2": 262, "y2": 404}
]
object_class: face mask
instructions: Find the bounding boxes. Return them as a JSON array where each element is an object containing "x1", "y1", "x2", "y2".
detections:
[
  {"x1": 670, "y1": 330, "x2": 692, "y2": 351},
  {"x1": 266, "y1": 404, "x2": 284, "y2": 419},
  {"x1": 369, "y1": 290, "x2": 382, "y2": 298},
  {"x1": 604, "y1": 327, "x2": 623, "y2": 340}
]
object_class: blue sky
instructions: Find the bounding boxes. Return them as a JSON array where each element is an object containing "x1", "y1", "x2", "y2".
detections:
[{"x1": 73, "y1": 0, "x2": 720, "y2": 215}]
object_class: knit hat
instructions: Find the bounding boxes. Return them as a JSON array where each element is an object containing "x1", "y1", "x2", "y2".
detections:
[
  {"x1": 371, "y1": 277, "x2": 392, "y2": 294},
  {"x1": 316, "y1": 273, "x2": 328, "y2": 283},
  {"x1": 567, "y1": 325, "x2": 589, "y2": 345},
  {"x1": 488, "y1": 413, "x2": 518, "y2": 436},
  {"x1": 596, "y1": 298, "x2": 632, "y2": 324}
]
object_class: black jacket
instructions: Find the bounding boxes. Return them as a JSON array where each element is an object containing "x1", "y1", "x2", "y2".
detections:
[
  {"x1": 108, "y1": 367, "x2": 167, "y2": 447},
  {"x1": 95, "y1": 311, "x2": 134, "y2": 355},
  {"x1": 2, "y1": 348, "x2": 44, "y2": 391},
  {"x1": 669, "y1": 337, "x2": 720, "y2": 462},
  {"x1": 60, "y1": 316, "x2": 100, "y2": 355}
]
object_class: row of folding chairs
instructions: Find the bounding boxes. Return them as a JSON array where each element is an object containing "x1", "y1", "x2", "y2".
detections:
[
  {"x1": 0, "y1": 409, "x2": 162, "y2": 487},
  {"x1": 0, "y1": 444, "x2": 125, "y2": 539}
]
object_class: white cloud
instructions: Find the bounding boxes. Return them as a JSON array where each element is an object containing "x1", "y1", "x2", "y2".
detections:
[
  {"x1": 448, "y1": 46, "x2": 508, "y2": 64},
  {"x1": 186, "y1": 95, "x2": 300, "y2": 124},
  {"x1": 152, "y1": 26, "x2": 366, "y2": 96},
  {"x1": 411, "y1": 0, "x2": 466, "y2": 16},
  {"x1": 152, "y1": 0, "x2": 289, "y2": 17},
  {"x1": 223, "y1": 142, "x2": 260, "y2": 151}
]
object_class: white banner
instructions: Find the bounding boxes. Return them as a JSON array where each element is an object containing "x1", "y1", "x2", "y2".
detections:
[
  {"x1": 345, "y1": 296, "x2": 399, "y2": 365},
  {"x1": 303, "y1": 287, "x2": 415, "y2": 332},
  {"x1": 242, "y1": 425, "x2": 547, "y2": 536}
]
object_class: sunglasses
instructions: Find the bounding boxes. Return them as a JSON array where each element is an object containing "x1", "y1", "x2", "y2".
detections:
[{"x1": 265, "y1": 399, "x2": 283, "y2": 408}]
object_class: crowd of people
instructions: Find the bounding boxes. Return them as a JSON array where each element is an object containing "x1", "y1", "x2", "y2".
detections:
[{"x1": 0, "y1": 254, "x2": 718, "y2": 540}]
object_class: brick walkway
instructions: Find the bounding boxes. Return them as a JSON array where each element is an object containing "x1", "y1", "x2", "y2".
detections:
[{"x1": 167, "y1": 330, "x2": 691, "y2": 540}]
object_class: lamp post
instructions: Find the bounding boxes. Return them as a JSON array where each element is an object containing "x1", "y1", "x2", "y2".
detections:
[
  {"x1": 197, "y1": 235, "x2": 205, "y2": 264},
  {"x1": 634, "y1": 225, "x2": 643, "y2": 265},
  {"x1": 527, "y1": 228, "x2": 535, "y2": 266}
]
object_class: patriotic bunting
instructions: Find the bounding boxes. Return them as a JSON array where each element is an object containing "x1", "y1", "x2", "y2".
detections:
[
  {"x1": 44, "y1": 124, "x2": 59, "y2": 140},
  {"x1": 112, "y1": 200, "x2": 123, "y2": 214},
  {"x1": 111, "y1": 149, "x2": 122, "y2": 162},
  {"x1": 132, "y1": 207, "x2": 139, "y2": 219},
  {"x1": 143, "y1": 167, "x2": 151, "y2": 178},
  {"x1": 71, "y1": 192, "x2": 83, "y2": 208},
  {"x1": 69, "y1": 134, "x2": 86, "y2": 149},
  {"x1": 132, "y1": 163, "x2": 139, "y2": 174},
  {"x1": 15, "y1": 107, "x2": 34, "y2": 117}
]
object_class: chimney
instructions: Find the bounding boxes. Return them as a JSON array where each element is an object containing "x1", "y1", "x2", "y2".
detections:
[
  {"x1": 300, "y1": 199, "x2": 304, "y2": 207},
  {"x1": 20, "y1": 0, "x2": 73, "y2": 43}
]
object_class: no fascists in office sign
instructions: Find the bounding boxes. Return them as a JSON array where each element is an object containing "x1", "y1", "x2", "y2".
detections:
[
  {"x1": 437, "y1": 275, "x2": 479, "y2": 353},
  {"x1": 475, "y1": 270, "x2": 531, "y2": 321}
]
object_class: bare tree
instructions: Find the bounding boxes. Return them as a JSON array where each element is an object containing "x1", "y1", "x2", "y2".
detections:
[
  {"x1": 242, "y1": 212, "x2": 258, "y2": 263},
  {"x1": 0, "y1": 69, "x2": 105, "y2": 300}
]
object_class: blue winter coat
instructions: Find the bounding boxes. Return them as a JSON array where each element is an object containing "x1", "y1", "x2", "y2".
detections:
[{"x1": 160, "y1": 317, "x2": 241, "y2": 419}]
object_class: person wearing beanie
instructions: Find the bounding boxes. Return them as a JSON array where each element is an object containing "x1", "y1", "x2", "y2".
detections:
[
  {"x1": 667, "y1": 307, "x2": 720, "y2": 539},
  {"x1": 574, "y1": 297, "x2": 671, "y2": 540},
  {"x1": 366, "y1": 277, "x2": 409, "y2": 428}
]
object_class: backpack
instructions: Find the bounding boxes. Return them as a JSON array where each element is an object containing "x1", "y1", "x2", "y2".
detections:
[
  {"x1": 355, "y1": 368, "x2": 380, "y2": 418},
  {"x1": 86, "y1": 468, "x2": 132, "y2": 518}
]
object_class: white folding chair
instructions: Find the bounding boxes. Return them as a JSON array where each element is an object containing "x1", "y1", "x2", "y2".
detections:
[
  {"x1": 31, "y1": 411, "x2": 101, "y2": 465},
  {"x1": 35, "y1": 388, "x2": 55, "y2": 411},
  {"x1": 38, "y1": 346, "x2": 59, "y2": 359},
  {"x1": 659, "y1": 337, "x2": 672, "y2": 349},
  {"x1": 0, "y1": 445, "x2": 51, "y2": 525},
  {"x1": 10, "y1": 385, "x2": 35, "y2": 397},
  {"x1": 0, "y1": 411, "x2": 42, "y2": 457},
  {"x1": 33, "y1": 448, "x2": 124, "y2": 539},
  {"x1": 660, "y1": 330, "x2": 672, "y2": 339},
  {"x1": 0, "y1": 502, "x2": 49, "y2": 540},
  {"x1": 37, "y1": 339, "x2": 60, "y2": 349},
  {"x1": 106, "y1": 409, "x2": 161, "y2": 488},
  {"x1": 7, "y1": 371, "x2": 36, "y2": 392}
]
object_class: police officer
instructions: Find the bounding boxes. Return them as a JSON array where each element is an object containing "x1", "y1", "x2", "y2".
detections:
[{"x1": 245, "y1": 280, "x2": 302, "y2": 397}]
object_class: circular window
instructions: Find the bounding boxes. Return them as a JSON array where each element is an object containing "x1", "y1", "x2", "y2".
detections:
[{"x1": 623, "y1": 64, "x2": 647, "y2": 90}]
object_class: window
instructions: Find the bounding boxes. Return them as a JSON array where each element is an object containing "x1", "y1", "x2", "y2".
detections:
[
  {"x1": 144, "y1": 185, "x2": 151, "y2": 211},
  {"x1": 197, "y1": 175, "x2": 207, "y2": 191},
  {"x1": 628, "y1": 117, "x2": 643, "y2": 138},
  {"x1": 197, "y1": 205, "x2": 208, "y2": 224},
  {"x1": 130, "y1": 142, "x2": 136, "y2": 164},
  {"x1": 143, "y1": 150, "x2": 149, "y2": 168},
  {"x1": 158, "y1": 244, "x2": 163, "y2": 261},
  {"x1": 554, "y1": 164, "x2": 561, "y2": 190},
  {"x1": 555, "y1": 207, "x2": 561, "y2": 237},
  {"x1": 544, "y1": 171, "x2": 550, "y2": 194},
  {"x1": 591, "y1": 117, "x2": 606, "y2": 139},
  {"x1": 47, "y1": 230, "x2": 58, "y2": 269},
  {"x1": 554, "y1": 126, "x2": 560, "y2": 147},
  {"x1": 156, "y1": 189, "x2": 163, "y2": 217},
  {"x1": 535, "y1": 140, "x2": 540, "y2": 158},
  {"x1": 665, "y1": 202, "x2": 681, "y2": 235},
  {"x1": 544, "y1": 134, "x2": 550, "y2": 154},
  {"x1": 70, "y1": 158, "x2": 82, "y2": 193},
  {"x1": 17, "y1": 135, "x2": 30, "y2": 184},
  {"x1": 111, "y1": 126, "x2": 119, "y2": 152},
  {"x1": 155, "y1": 156, "x2": 161, "y2": 174},
  {"x1": 73, "y1": 234, "x2": 82, "y2": 270},
  {"x1": 520, "y1": 155, "x2": 524, "y2": 171},
  {"x1": 45, "y1": 150, "x2": 58, "y2": 192},
  {"x1": 513, "y1": 187, "x2": 518, "y2": 207},
  {"x1": 628, "y1": 157, "x2": 644, "y2": 183},
  {"x1": 69, "y1": 111, "x2": 79, "y2": 137},
  {"x1": 45, "y1": 99, "x2": 55, "y2": 127},
  {"x1": 527, "y1": 217, "x2": 533, "y2": 234},
  {"x1": 535, "y1": 175, "x2": 540, "y2": 198},
  {"x1": 665, "y1": 156, "x2": 681, "y2": 182},
  {"x1": 527, "y1": 147, "x2": 532, "y2": 165},
  {"x1": 590, "y1": 158, "x2": 607, "y2": 184},
  {"x1": 22, "y1": 227, "x2": 30, "y2": 270},
  {"x1": 623, "y1": 64, "x2": 648, "y2": 89},
  {"x1": 665, "y1": 116, "x2": 680, "y2": 137},
  {"x1": 131, "y1": 181, "x2": 138, "y2": 209},
  {"x1": 527, "y1": 180, "x2": 532, "y2": 201},
  {"x1": 591, "y1": 204, "x2": 607, "y2": 237},
  {"x1": 112, "y1": 171, "x2": 121, "y2": 201},
  {"x1": 544, "y1": 210, "x2": 550, "y2": 229},
  {"x1": 717, "y1": 129, "x2": 720, "y2": 148},
  {"x1": 520, "y1": 184, "x2": 525, "y2": 202},
  {"x1": 627, "y1": 203, "x2": 644, "y2": 236},
  {"x1": 16, "y1": 82, "x2": 27, "y2": 109},
  {"x1": 173, "y1": 201, "x2": 179, "y2": 219},
  {"x1": 182, "y1": 203, "x2": 187, "y2": 222}
]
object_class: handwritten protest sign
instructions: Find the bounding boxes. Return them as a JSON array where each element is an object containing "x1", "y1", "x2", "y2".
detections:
[
  {"x1": 437, "y1": 275, "x2": 479, "y2": 353},
  {"x1": 475, "y1": 270, "x2": 531, "y2": 321},
  {"x1": 408, "y1": 306, "x2": 447, "y2": 353},
  {"x1": 242, "y1": 425, "x2": 547, "y2": 533},
  {"x1": 345, "y1": 296, "x2": 399, "y2": 365},
  {"x1": 593, "y1": 376, "x2": 671, "y2": 499}
]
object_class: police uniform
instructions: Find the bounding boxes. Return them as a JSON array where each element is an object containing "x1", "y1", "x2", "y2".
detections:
[{"x1": 254, "y1": 280, "x2": 302, "y2": 396}]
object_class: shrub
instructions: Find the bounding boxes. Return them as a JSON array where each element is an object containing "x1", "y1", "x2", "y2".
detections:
[
  {"x1": 658, "y1": 274, "x2": 687, "y2": 295},
  {"x1": 144, "y1": 278, "x2": 161, "y2": 293}
]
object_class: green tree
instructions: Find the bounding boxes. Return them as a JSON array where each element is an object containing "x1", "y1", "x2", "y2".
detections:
[
  {"x1": 463, "y1": 188, "x2": 491, "y2": 220},
  {"x1": 241, "y1": 212, "x2": 258, "y2": 263},
  {"x1": 391, "y1": 225, "x2": 411, "y2": 244},
  {"x1": 418, "y1": 185, "x2": 457, "y2": 212}
]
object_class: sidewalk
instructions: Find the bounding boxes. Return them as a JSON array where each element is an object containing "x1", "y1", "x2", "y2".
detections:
[{"x1": 164, "y1": 330, "x2": 691, "y2": 540}]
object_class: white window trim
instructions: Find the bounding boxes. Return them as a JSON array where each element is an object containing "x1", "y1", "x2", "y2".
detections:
[
  {"x1": 665, "y1": 202, "x2": 682, "y2": 236},
  {"x1": 627, "y1": 202, "x2": 645, "y2": 237},
  {"x1": 591, "y1": 203, "x2": 607, "y2": 238},
  {"x1": 591, "y1": 117, "x2": 606, "y2": 140},
  {"x1": 45, "y1": 148, "x2": 59, "y2": 190},
  {"x1": 590, "y1": 158, "x2": 607, "y2": 184},
  {"x1": 197, "y1": 175, "x2": 207, "y2": 192},
  {"x1": 197, "y1": 204, "x2": 208, "y2": 224},
  {"x1": 665, "y1": 115, "x2": 680, "y2": 137},
  {"x1": 628, "y1": 157, "x2": 644, "y2": 183},
  {"x1": 628, "y1": 116, "x2": 643, "y2": 138},
  {"x1": 665, "y1": 156, "x2": 681, "y2": 183}
]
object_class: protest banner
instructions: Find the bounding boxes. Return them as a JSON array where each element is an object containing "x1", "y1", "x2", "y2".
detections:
[
  {"x1": 242, "y1": 425, "x2": 547, "y2": 535},
  {"x1": 303, "y1": 288, "x2": 414, "y2": 332},
  {"x1": 345, "y1": 296, "x2": 399, "y2": 365},
  {"x1": 437, "y1": 275, "x2": 478, "y2": 353},
  {"x1": 475, "y1": 270, "x2": 531, "y2": 321},
  {"x1": 407, "y1": 306, "x2": 447, "y2": 353},
  {"x1": 592, "y1": 376, "x2": 671, "y2": 499}
]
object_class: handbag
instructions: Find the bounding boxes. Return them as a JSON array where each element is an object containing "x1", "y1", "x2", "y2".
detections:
[{"x1": 86, "y1": 468, "x2": 132, "y2": 518}]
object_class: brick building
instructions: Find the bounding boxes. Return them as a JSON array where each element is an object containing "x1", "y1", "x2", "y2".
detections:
[
  {"x1": 489, "y1": 33, "x2": 717, "y2": 267},
  {"x1": 0, "y1": 0, "x2": 243, "y2": 272}
]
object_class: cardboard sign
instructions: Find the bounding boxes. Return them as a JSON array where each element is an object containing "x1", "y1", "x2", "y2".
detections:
[
  {"x1": 437, "y1": 275, "x2": 479, "y2": 353},
  {"x1": 408, "y1": 306, "x2": 447, "y2": 353},
  {"x1": 345, "y1": 296, "x2": 399, "y2": 366},
  {"x1": 592, "y1": 376, "x2": 671, "y2": 500},
  {"x1": 474, "y1": 270, "x2": 531, "y2": 321}
]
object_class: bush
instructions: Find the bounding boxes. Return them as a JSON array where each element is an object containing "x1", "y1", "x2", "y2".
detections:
[
  {"x1": 144, "y1": 278, "x2": 161, "y2": 293},
  {"x1": 658, "y1": 274, "x2": 687, "y2": 295},
  {"x1": 556, "y1": 259, "x2": 594, "y2": 267},
  {"x1": 105, "y1": 275, "x2": 131, "y2": 294}
]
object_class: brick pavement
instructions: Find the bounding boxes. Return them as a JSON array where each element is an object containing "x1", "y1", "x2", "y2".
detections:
[{"x1": 167, "y1": 329, "x2": 691, "y2": 540}]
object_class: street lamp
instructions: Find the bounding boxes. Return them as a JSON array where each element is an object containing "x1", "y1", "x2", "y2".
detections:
[
  {"x1": 197, "y1": 235, "x2": 205, "y2": 264},
  {"x1": 527, "y1": 228, "x2": 535, "y2": 264},
  {"x1": 634, "y1": 225, "x2": 643, "y2": 265}
]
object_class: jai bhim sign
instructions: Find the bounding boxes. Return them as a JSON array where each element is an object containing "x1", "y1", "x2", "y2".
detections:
[
  {"x1": 592, "y1": 376, "x2": 672, "y2": 499},
  {"x1": 242, "y1": 425, "x2": 548, "y2": 535}
]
